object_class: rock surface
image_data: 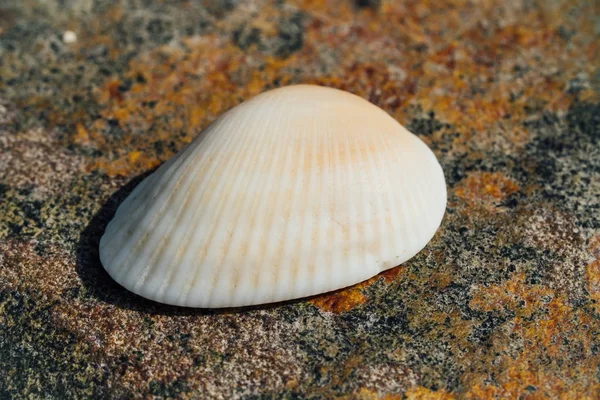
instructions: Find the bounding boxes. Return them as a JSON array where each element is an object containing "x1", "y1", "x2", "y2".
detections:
[{"x1": 0, "y1": 0, "x2": 598, "y2": 398}]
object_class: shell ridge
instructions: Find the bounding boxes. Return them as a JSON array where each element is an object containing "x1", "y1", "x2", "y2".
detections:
[
  {"x1": 375, "y1": 132, "x2": 403, "y2": 270},
  {"x1": 178, "y1": 104, "x2": 269, "y2": 306},
  {"x1": 208, "y1": 100, "x2": 286, "y2": 306},
  {"x1": 296, "y1": 108, "x2": 328, "y2": 298},
  {"x1": 259, "y1": 103, "x2": 296, "y2": 304},
  {"x1": 244, "y1": 100, "x2": 293, "y2": 306},
  {"x1": 267, "y1": 111, "x2": 304, "y2": 303},
  {"x1": 227, "y1": 107, "x2": 286, "y2": 305},
  {"x1": 368, "y1": 130, "x2": 390, "y2": 270},
  {"x1": 148, "y1": 111, "x2": 246, "y2": 300},
  {"x1": 325, "y1": 112, "x2": 342, "y2": 290},
  {"x1": 272, "y1": 117, "x2": 310, "y2": 299},
  {"x1": 349, "y1": 117, "x2": 367, "y2": 278},
  {"x1": 105, "y1": 121, "x2": 219, "y2": 252},
  {"x1": 322, "y1": 114, "x2": 337, "y2": 289},
  {"x1": 339, "y1": 116, "x2": 378, "y2": 283},
  {"x1": 419, "y1": 154, "x2": 438, "y2": 235},
  {"x1": 395, "y1": 135, "x2": 441, "y2": 265},
  {"x1": 173, "y1": 107, "x2": 258, "y2": 305},
  {"x1": 358, "y1": 120, "x2": 379, "y2": 275},
  {"x1": 395, "y1": 144, "x2": 417, "y2": 254},
  {"x1": 120, "y1": 123, "x2": 227, "y2": 288},
  {"x1": 106, "y1": 128, "x2": 215, "y2": 281},
  {"x1": 307, "y1": 108, "x2": 329, "y2": 297},
  {"x1": 326, "y1": 108, "x2": 350, "y2": 291},
  {"x1": 101, "y1": 142, "x2": 192, "y2": 255},
  {"x1": 307, "y1": 112, "x2": 330, "y2": 297},
  {"x1": 134, "y1": 113, "x2": 243, "y2": 297},
  {"x1": 291, "y1": 104, "x2": 321, "y2": 300},
  {"x1": 103, "y1": 123, "x2": 216, "y2": 259},
  {"x1": 420, "y1": 147, "x2": 446, "y2": 249},
  {"x1": 405, "y1": 140, "x2": 433, "y2": 251}
]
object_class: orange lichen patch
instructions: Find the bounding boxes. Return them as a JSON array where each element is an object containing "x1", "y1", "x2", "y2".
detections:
[
  {"x1": 127, "y1": 150, "x2": 141, "y2": 164},
  {"x1": 426, "y1": 269, "x2": 454, "y2": 291},
  {"x1": 380, "y1": 265, "x2": 405, "y2": 283},
  {"x1": 292, "y1": 0, "x2": 355, "y2": 24},
  {"x1": 404, "y1": 386, "x2": 455, "y2": 400},
  {"x1": 311, "y1": 267, "x2": 406, "y2": 313},
  {"x1": 470, "y1": 273, "x2": 553, "y2": 318},
  {"x1": 107, "y1": 80, "x2": 124, "y2": 103},
  {"x1": 471, "y1": 273, "x2": 584, "y2": 355},
  {"x1": 74, "y1": 123, "x2": 90, "y2": 145},
  {"x1": 466, "y1": 272, "x2": 600, "y2": 398},
  {"x1": 310, "y1": 285, "x2": 368, "y2": 314},
  {"x1": 466, "y1": 350, "x2": 600, "y2": 399},
  {"x1": 345, "y1": 387, "x2": 402, "y2": 399},
  {"x1": 89, "y1": 152, "x2": 162, "y2": 177},
  {"x1": 455, "y1": 172, "x2": 519, "y2": 208},
  {"x1": 187, "y1": 105, "x2": 207, "y2": 132}
]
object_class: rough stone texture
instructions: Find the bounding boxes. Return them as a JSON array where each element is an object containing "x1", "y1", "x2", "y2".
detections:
[{"x1": 0, "y1": 0, "x2": 599, "y2": 398}]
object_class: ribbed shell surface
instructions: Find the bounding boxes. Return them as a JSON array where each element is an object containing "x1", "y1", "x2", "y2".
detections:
[{"x1": 99, "y1": 85, "x2": 447, "y2": 308}]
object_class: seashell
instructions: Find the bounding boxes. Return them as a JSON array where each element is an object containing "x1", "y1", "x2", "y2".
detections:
[{"x1": 99, "y1": 85, "x2": 446, "y2": 308}]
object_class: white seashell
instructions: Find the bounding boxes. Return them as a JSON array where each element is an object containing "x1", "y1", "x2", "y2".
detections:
[{"x1": 99, "y1": 85, "x2": 446, "y2": 308}]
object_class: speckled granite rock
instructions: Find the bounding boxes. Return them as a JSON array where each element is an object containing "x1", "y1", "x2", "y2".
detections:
[{"x1": 0, "y1": 0, "x2": 599, "y2": 398}]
